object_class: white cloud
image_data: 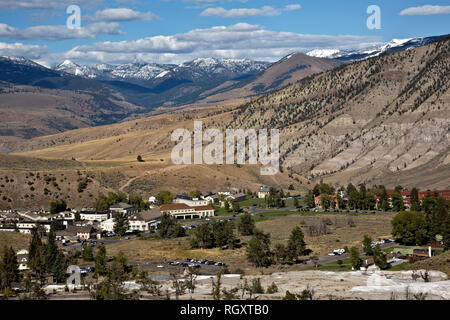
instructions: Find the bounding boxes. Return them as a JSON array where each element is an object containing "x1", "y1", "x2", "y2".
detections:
[
  {"x1": 0, "y1": 0, "x2": 102, "y2": 10},
  {"x1": 0, "y1": 42, "x2": 48, "y2": 58},
  {"x1": 51, "y1": 23, "x2": 381, "y2": 65},
  {"x1": 400, "y1": 5, "x2": 450, "y2": 15},
  {"x1": 85, "y1": 8, "x2": 159, "y2": 22},
  {"x1": 200, "y1": 4, "x2": 300, "y2": 17},
  {"x1": 284, "y1": 4, "x2": 301, "y2": 11},
  {"x1": 0, "y1": 22, "x2": 124, "y2": 41}
]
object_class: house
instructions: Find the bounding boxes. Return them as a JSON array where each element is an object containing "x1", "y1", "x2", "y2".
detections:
[
  {"x1": 314, "y1": 195, "x2": 338, "y2": 209},
  {"x1": 359, "y1": 258, "x2": 380, "y2": 271},
  {"x1": 174, "y1": 195, "x2": 210, "y2": 206},
  {"x1": 203, "y1": 194, "x2": 219, "y2": 204},
  {"x1": 64, "y1": 225, "x2": 94, "y2": 240},
  {"x1": 17, "y1": 249, "x2": 29, "y2": 271},
  {"x1": 158, "y1": 203, "x2": 215, "y2": 220},
  {"x1": 128, "y1": 209, "x2": 162, "y2": 232},
  {"x1": 109, "y1": 203, "x2": 138, "y2": 215},
  {"x1": 258, "y1": 186, "x2": 271, "y2": 199}
]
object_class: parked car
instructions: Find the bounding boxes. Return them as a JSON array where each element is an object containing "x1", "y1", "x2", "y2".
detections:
[
  {"x1": 179, "y1": 262, "x2": 189, "y2": 267},
  {"x1": 205, "y1": 260, "x2": 216, "y2": 265},
  {"x1": 188, "y1": 264, "x2": 200, "y2": 268},
  {"x1": 215, "y1": 262, "x2": 225, "y2": 266}
]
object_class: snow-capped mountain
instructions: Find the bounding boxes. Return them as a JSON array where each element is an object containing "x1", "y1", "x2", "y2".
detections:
[
  {"x1": 306, "y1": 34, "x2": 448, "y2": 61},
  {"x1": 305, "y1": 49, "x2": 343, "y2": 59},
  {"x1": 54, "y1": 57, "x2": 270, "y2": 83}
]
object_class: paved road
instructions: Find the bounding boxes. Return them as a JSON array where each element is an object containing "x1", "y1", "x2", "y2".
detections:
[{"x1": 312, "y1": 241, "x2": 399, "y2": 265}]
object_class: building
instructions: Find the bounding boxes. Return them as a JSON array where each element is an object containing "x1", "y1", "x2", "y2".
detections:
[
  {"x1": 109, "y1": 203, "x2": 138, "y2": 215},
  {"x1": 203, "y1": 194, "x2": 219, "y2": 204},
  {"x1": 100, "y1": 218, "x2": 115, "y2": 232},
  {"x1": 148, "y1": 196, "x2": 157, "y2": 205},
  {"x1": 174, "y1": 195, "x2": 210, "y2": 206},
  {"x1": 258, "y1": 186, "x2": 271, "y2": 199},
  {"x1": 314, "y1": 195, "x2": 338, "y2": 209},
  {"x1": 79, "y1": 211, "x2": 109, "y2": 222},
  {"x1": 158, "y1": 203, "x2": 215, "y2": 220},
  {"x1": 65, "y1": 225, "x2": 94, "y2": 240},
  {"x1": 128, "y1": 209, "x2": 162, "y2": 232}
]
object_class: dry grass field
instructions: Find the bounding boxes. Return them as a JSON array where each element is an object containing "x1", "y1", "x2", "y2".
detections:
[
  {"x1": 256, "y1": 213, "x2": 397, "y2": 256},
  {"x1": 0, "y1": 231, "x2": 30, "y2": 254},
  {"x1": 104, "y1": 212, "x2": 397, "y2": 274}
]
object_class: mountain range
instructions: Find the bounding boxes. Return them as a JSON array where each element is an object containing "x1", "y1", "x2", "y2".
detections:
[{"x1": 307, "y1": 34, "x2": 448, "y2": 61}]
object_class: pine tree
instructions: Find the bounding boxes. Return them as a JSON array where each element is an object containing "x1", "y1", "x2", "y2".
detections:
[
  {"x1": 28, "y1": 229, "x2": 44, "y2": 276},
  {"x1": 95, "y1": 245, "x2": 108, "y2": 276},
  {"x1": 0, "y1": 246, "x2": 19, "y2": 289},
  {"x1": 286, "y1": 226, "x2": 307, "y2": 262},
  {"x1": 362, "y1": 235, "x2": 373, "y2": 255},
  {"x1": 113, "y1": 212, "x2": 129, "y2": 236},
  {"x1": 350, "y1": 247, "x2": 362, "y2": 270},
  {"x1": 237, "y1": 213, "x2": 255, "y2": 236},
  {"x1": 82, "y1": 244, "x2": 94, "y2": 261}
]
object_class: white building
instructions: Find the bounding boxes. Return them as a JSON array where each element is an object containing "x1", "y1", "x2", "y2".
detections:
[
  {"x1": 258, "y1": 186, "x2": 271, "y2": 199},
  {"x1": 174, "y1": 195, "x2": 210, "y2": 206},
  {"x1": 109, "y1": 203, "x2": 138, "y2": 215},
  {"x1": 79, "y1": 211, "x2": 109, "y2": 222},
  {"x1": 158, "y1": 203, "x2": 215, "y2": 220},
  {"x1": 100, "y1": 218, "x2": 115, "y2": 232}
]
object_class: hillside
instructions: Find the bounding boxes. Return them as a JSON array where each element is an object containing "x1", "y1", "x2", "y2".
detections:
[
  {"x1": 4, "y1": 36, "x2": 450, "y2": 201},
  {"x1": 218, "y1": 36, "x2": 450, "y2": 189}
]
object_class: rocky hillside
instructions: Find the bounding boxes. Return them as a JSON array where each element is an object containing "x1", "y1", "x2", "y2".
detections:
[{"x1": 218, "y1": 36, "x2": 450, "y2": 189}]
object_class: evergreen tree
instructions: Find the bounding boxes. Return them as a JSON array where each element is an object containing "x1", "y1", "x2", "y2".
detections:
[
  {"x1": 158, "y1": 213, "x2": 186, "y2": 239},
  {"x1": 113, "y1": 212, "x2": 129, "y2": 236},
  {"x1": 0, "y1": 246, "x2": 19, "y2": 289},
  {"x1": 246, "y1": 230, "x2": 273, "y2": 268},
  {"x1": 373, "y1": 244, "x2": 387, "y2": 269},
  {"x1": 304, "y1": 191, "x2": 315, "y2": 209},
  {"x1": 237, "y1": 213, "x2": 255, "y2": 236},
  {"x1": 410, "y1": 188, "x2": 421, "y2": 212},
  {"x1": 350, "y1": 247, "x2": 362, "y2": 270},
  {"x1": 391, "y1": 191, "x2": 405, "y2": 212},
  {"x1": 362, "y1": 235, "x2": 373, "y2": 256},
  {"x1": 28, "y1": 229, "x2": 44, "y2": 276},
  {"x1": 286, "y1": 226, "x2": 307, "y2": 262},
  {"x1": 95, "y1": 245, "x2": 108, "y2": 276},
  {"x1": 82, "y1": 244, "x2": 94, "y2": 261}
]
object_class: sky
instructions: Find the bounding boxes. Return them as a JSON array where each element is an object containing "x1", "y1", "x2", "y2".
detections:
[{"x1": 0, "y1": 0, "x2": 449, "y2": 67}]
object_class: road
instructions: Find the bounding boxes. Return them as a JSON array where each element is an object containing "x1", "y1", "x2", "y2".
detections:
[{"x1": 313, "y1": 241, "x2": 399, "y2": 265}]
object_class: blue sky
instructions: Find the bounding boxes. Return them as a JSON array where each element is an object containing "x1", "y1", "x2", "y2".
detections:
[{"x1": 0, "y1": 0, "x2": 449, "y2": 66}]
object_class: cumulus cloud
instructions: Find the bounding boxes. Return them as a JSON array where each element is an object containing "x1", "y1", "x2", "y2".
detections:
[
  {"x1": 0, "y1": 42, "x2": 48, "y2": 58},
  {"x1": 52, "y1": 23, "x2": 381, "y2": 65},
  {"x1": 200, "y1": 4, "x2": 301, "y2": 17},
  {"x1": 0, "y1": 22, "x2": 124, "y2": 41},
  {"x1": 84, "y1": 8, "x2": 160, "y2": 22},
  {"x1": 400, "y1": 5, "x2": 450, "y2": 15}
]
